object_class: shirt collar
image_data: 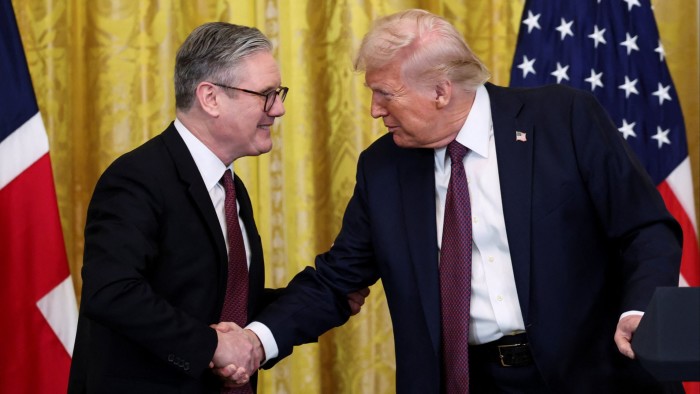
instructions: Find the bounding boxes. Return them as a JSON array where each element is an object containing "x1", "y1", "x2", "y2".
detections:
[
  {"x1": 435, "y1": 84, "x2": 493, "y2": 169},
  {"x1": 174, "y1": 117, "x2": 230, "y2": 191}
]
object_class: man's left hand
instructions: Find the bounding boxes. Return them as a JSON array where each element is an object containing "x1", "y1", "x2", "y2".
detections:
[
  {"x1": 614, "y1": 314, "x2": 642, "y2": 359},
  {"x1": 348, "y1": 287, "x2": 370, "y2": 315}
]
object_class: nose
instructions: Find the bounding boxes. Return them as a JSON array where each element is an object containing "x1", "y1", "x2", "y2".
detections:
[
  {"x1": 268, "y1": 94, "x2": 286, "y2": 117},
  {"x1": 370, "y1": 92, "x2": 387, "y2": 119}
]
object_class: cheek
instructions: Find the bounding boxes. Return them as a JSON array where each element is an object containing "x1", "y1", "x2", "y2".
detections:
[
  {"x1": 393, "y1": 98, "x2": 425, "y2": 119},
  {"x1": 397, "y1": 106, "x2": 426, "y2": 128}
]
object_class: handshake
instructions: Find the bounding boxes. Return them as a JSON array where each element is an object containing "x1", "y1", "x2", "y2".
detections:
[
  {"x1": 209, "y1": 322, "x2": 264, "y2": 388},
  {"x1": 207, "y1": 287, "x2": 370, "y2": 388}
]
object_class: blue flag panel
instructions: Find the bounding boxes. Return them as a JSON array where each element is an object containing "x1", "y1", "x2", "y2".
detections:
[
  {"x1": 0, "y1": 0, "x2": 39, "y2": 144},
  {"x1": 509, "y1": 0, "x2": 688, "y2": 185}
]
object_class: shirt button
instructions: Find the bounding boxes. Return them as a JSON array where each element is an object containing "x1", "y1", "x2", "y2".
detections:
[
  {"x1": 488, "y1": 256, "x2": 495, "y2": 262},
  {"x1": 496, "y1": 295, "x2": 503, "y2": 302},
  {"x1": 473, "y1": 217, "x2": 479, "y2": 223}
]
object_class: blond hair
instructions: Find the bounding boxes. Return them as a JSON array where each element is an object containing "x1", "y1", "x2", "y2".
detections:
[{"x1": 354, "y1": 9, "x2": 490, "y2": 89}]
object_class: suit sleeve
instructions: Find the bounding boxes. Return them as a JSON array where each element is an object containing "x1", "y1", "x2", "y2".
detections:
[
  {"x1": 570, "y1": 90, "x2": 682, "y2": 311},
  {"x1": 255, "y1": 152, "x2": 382, "y2": 363}
]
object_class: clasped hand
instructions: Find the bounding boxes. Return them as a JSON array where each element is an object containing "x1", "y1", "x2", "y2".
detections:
[
  {"x1": 208, "y1": 287, "x2": 371, "y2": 386},
  {"x1": 210, "y1": 322, "x2": 264, "y2": 387}
]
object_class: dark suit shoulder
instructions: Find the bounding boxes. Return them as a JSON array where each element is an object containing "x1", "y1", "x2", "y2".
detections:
[
  {"x1": 487, "y1": 82, "x2": 600, "y2": 112},
  {"x1": 86, "y1": 126, "x2": 191, "y2": 219},
  {"x1": 94, "y1": 125, "x2": 193, "y2": 192},
  {"x1": 105, "y1": 130, "x2": 171, "y2": 175},
  {"x1": 489, "y1": 81, "x2": 588, "y2": 98}
]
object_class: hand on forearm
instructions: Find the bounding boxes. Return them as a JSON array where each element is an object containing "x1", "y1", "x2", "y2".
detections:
[{"x1": 348, "y1": 287, "x2": 370, "y2": 316}]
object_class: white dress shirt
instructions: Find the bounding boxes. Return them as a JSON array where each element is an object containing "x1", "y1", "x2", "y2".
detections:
[
  {"x1": 174, "y1": 118, "x2": 278, "y2": 361},
  {"x1": 434, "y1": 85, "x2": 526, "y2": 345}
]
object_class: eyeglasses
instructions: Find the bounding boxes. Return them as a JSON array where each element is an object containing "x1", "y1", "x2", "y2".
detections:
[{"x1": 210, "y1": 82, "x2": 288, "y2": 112}]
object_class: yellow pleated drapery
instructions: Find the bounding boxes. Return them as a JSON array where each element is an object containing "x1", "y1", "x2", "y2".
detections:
[{"x1": 13, "y1": 1, "x2": 699, "y2": 393}]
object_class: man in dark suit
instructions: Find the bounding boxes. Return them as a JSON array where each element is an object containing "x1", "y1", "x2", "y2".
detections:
[
  {"x1": 244, "y1": 9, "x2": 683, "y2": 394},
  {"x1": 67, "y1": 22, "x2": 370, "y2": 393}
]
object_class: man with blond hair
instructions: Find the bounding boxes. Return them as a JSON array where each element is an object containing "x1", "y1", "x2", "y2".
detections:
[{"x1": 245, "y1": 8, "x2": 681, "y2": 394}]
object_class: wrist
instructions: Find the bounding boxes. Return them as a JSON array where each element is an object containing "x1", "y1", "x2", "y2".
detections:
[{"x1": 244, "y1": 329, "x2": 265, "y2": 366}]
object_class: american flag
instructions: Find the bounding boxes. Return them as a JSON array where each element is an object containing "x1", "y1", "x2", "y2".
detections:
[
  {"x1": 509, "y1": 1, "x2": 698, "y2": 390},
  {"x1": 509, "y1": 0, "x2": 699, "y2": 288},
  {"x1": 0, "y1": 0, "x2": 77, "y2": 391}
]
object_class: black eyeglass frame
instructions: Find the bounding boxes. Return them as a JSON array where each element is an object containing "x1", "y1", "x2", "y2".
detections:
[{"x1": 210, "y1": 82, "x2": 288, "y2": 112}]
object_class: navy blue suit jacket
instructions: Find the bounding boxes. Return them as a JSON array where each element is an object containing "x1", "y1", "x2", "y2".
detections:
[
  {"x1": 68, "y1": 124, "x2": 274, "y2": 393},
  {"x1": 256, "y1": 83, "x2": 682, "y2": 393}
]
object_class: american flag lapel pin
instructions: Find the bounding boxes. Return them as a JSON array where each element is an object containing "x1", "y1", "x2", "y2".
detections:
[{"x1": 515, "y1": 131, "x2": 527, "y2": 142}]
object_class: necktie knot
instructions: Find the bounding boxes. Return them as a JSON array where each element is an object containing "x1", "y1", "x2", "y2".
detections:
[
  {"x1": 447, "y1": 140, "x2": 468, "y2": 164},
  {"x1": 221, "y1": 169, "x2": 235, "y2": 193}
]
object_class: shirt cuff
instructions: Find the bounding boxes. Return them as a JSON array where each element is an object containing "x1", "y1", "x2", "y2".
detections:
[
  {"x1": 620, "y1": 310, "x2": 644, "y2": 320},
  {"x1": 246, "y1": 321, "x2": 279, "y2": 364}
]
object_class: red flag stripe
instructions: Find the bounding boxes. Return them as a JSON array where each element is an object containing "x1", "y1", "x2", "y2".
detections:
[
  {"x1": 0, "y1": 154, "x2": 76, "y2": 392},
  {"x1": 666, "y1": 157, "x2": 698, "y2": 231},
  {"x1": 657, "y1": 180, "x2": 700, "y2": 287}
]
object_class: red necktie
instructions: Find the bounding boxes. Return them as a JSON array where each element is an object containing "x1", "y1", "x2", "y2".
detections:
[
  {"x1": 220, "y1": 169, "x2": 252, "y2": 394},
  {"x1": 440, "y1": 140, "x2": 472, "y2": 393}
]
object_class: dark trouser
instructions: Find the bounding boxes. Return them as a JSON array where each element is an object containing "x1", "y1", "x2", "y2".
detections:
[
  {"x1": 466, "y1": 333, "x2": 686, "y2": 394},
  {"x1": 468, "y1": 333, "x2": 550, "y2": 394}
]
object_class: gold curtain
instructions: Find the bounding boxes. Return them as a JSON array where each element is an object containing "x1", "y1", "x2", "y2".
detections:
[{"x1": 13, "y1": 0, "x2": 699, "y2": 393}]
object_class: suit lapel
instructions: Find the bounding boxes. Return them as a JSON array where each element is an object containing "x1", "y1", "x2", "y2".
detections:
[
  {"x1": 160, "y1": 124, "x2": 229, "y2": 291},
  {"x1": 234, "y1": 174, "x2": 264, "y2": 319},
  {"x1": 398, "y1": 147, "x2": 442, "y2": 356},
  {"x1": 486, "y1": 84, "x2": 533, "y2": 322}
]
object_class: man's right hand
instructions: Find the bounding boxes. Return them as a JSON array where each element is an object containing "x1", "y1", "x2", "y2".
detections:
[{"x1": 209, "y1": 322, "x2": 263, "y2": 384}]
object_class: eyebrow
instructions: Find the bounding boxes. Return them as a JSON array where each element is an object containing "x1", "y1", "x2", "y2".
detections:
[{"x1": 262, "y1": 83, "x2": 284, "y2": 92}]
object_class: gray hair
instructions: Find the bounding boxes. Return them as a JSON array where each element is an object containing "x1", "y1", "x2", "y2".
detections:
[
  {"x1": 175, "y1": 22, "x2": 272, "y2": 110},
  {"x1": 354, "y1": 9, "x2": 490, "y2": 89}
]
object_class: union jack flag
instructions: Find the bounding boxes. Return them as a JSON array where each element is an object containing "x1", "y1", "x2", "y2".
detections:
[{"x1": 0, "y1": 0, "x2": 77, "y2": 391}]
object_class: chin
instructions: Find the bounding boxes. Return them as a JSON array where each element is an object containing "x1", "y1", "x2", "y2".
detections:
[
  {"x1": 258, "y1": 142, "x2": 273, "y2": 155},
  {"x1": 392, "y1": 133, "x2": 416, "y2": 148}
]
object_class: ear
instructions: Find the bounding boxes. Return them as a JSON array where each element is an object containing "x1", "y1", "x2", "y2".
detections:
[
  {"x1": 435, "y1": 79, "x2": 451, "y2": 109},
  {"x1": 195, "y1": 82, "x2": 222, "y2": 117}
]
